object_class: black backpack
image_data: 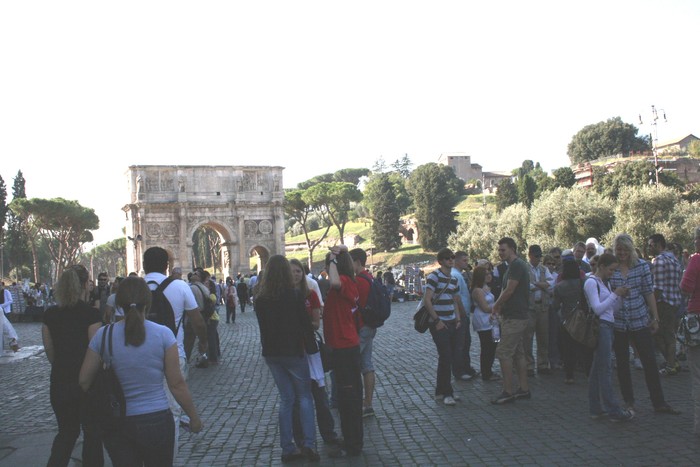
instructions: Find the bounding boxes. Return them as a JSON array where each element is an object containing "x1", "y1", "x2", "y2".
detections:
[
  {"x1": 357, "y1": 272, "x2": 391, "y2": 328},
  {"x1": 146, "y1": 277, "x2": 181, "y2": 337}
]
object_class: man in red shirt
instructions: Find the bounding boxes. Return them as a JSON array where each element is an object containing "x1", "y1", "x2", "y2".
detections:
[
  {"x1": 349, "y1": 248, "x2": 377, "y2": 418},
  {"x1": 324, "y1": 244, "x2": 363, "y2": 458}
]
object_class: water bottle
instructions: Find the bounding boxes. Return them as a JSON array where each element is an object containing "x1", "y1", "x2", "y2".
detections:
[{"x1": 490, "y1": 315, "x2": 501, "y2": 343}]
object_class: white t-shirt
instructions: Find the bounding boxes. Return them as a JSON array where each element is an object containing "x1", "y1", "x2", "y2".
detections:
[
  {"x1": 144, "y1": 272, "x2": 198, "y2": 360},
  {"x1": 306, "y1": 277, "x2": 324, "y2": 307}
]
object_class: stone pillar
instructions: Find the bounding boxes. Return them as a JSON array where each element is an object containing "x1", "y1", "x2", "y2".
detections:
[{"x1": 238, "y1": 215, "x2": 248, "y2": 273}]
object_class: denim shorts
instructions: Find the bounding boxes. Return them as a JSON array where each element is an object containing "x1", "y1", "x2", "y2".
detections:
[{"x1": 359, "y1": 326, "x2": 377, "y2": 374}]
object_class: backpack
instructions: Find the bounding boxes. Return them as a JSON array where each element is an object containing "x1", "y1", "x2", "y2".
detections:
[
  {"x1": 357, "y1": 272, "x2": 391, "y2": 328},
  {"x1": 146, "y1": 277, "x2": 181, "y2": 337}
]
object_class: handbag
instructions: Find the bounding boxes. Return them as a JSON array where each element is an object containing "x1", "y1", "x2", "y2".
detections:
[
  {"x1": 676, "y1": 313, "x2": 700, "y2": 347},
  {"x1": 86, "y1": 324, "x2": 126, "y2": 432},
  {"x1": 315, "y1": 331, "x2": 333, "y2": 372},
  {"x1": 413, "y1": 279, "x2": 450, "y2": 333},
  {"x1": 563, "y1": 279, "x2": 599, "y2": 349},
  {"x1": 563, "y1": 305, "x2": 599, "y2": 349}
]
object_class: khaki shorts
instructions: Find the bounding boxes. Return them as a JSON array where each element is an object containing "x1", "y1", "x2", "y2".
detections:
[{"x1": 495, "y1": 318, "x2": 528, "y2": 361}]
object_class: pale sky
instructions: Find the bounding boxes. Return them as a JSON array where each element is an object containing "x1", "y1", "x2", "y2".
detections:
[{"x1": 1, "y1": 0, "x2": 698, "y2": 246}]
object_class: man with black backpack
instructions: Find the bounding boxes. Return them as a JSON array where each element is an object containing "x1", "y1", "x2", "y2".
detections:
[
  {"x1": 350, "y1": 248, "x2": 391, "y2": 418},
  {"x1": 142, "y1": 247, "x2": 208, "y2": 458}
]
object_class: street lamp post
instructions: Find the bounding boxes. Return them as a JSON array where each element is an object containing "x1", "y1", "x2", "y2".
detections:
[{"x1": 639, "y1": 105, "x2": 667, "y2": 186}]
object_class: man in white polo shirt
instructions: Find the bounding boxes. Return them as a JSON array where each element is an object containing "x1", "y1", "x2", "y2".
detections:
[{"x1": 143, "y1": 247, "x2": 207, "y2": 457}]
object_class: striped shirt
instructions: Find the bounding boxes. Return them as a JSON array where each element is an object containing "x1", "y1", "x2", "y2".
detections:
[
  {"x1": 426, "y1": 269, "x2": 459, "y2": 321},
  {"x1": 610, "y1": 259, "x2": 654, "y2": 331},
  {"x1": 651, "y1": 250, "x2": 682, "y2": 307}
]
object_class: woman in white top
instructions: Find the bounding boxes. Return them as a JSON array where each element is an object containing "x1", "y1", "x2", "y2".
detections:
[
  {"x1": 585, "y1": 253, "x2": 633, "y2": 422},
  {"x1": 471, "y1": 266, "x2": 499, "y2": 381}
]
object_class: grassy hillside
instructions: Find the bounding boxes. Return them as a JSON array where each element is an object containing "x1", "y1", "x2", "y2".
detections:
[{"x1": 284, "y1": 193, "x2": 497, "y2": 271}]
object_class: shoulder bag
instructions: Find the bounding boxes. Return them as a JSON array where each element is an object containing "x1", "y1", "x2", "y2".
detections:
[
  {"x1": 563, "y1": 278, "x2": 599, "y2": 349},
  {"x1": 413, "y1": 276, "x2": 451, "y2": 333},
  {"x1": 86, "y1": 324, "x2": 126, "y2": 433}
]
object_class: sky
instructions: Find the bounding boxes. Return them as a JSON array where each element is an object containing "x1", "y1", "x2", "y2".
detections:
[{"x1": 1, "y1": 0, "x2": 698, "y2": 246}]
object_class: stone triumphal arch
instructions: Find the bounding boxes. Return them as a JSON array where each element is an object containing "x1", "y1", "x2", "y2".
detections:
[{"x1": 123, "y1": 166, "x2": 285, "y2": 276}]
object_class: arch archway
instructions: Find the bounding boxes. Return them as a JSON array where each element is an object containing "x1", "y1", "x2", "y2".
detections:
[
  {"x1": 249, "y1": 245, "x2": 270, "y2": 273},
  {"x1": 124, "y1": 165, "x2": 285, "y2": 276}
]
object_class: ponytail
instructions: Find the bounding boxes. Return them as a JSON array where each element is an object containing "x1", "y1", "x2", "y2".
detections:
[{"x1": 124, "y1": 302, "x2": 146, "y2": 347}]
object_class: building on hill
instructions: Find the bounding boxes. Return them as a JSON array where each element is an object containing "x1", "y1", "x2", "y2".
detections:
[
  {"x1": 437, "y1": 153, "x2": 511, "y2": 193},
  {"x1": 657, "y1": 134, "x2": 699, "y2": 154},
  {"x1": 437, "y1": 153, "x2": 482, "y2": 183}
]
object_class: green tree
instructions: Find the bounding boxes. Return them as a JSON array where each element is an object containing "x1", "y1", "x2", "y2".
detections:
[
  {"x1": 495, "y1": 204, "x2": 530, "y2": 253},
  {"x1": 567, "y1": 117, "x2": 650, "y2": 164},
  {"x1": 604, "y1": 185, "x2": 680, "y2": 248},
  {"x1": 592, "y1": 160, "x2": 683, "y2": 199},
  {"x1": 5, "y1": 171, "x2": 30, "y2": 279},
  {"x1": 332, "y1": 168, "x2": 370, "y2": 185},
  {"x1": 391, "y1": 154, "x2": 413, "y2": 178},
  {"x1": 284, "y1": 189, "x2": 332, "y2": 269},
  {"x1": 406, "y1": 163, "x2": 463, "y2": 251},
  {"x1": 495, "y1": 178, "x2": 518, "y2": 212},
  {"x1": 449, "y1": 208, "x2": 500, "y2": 262},
  {"x1": 517, "y1": 174, "x2": 537, "y2": 208},
  {"x1": 303, "y1": 182, "x2": 362, "y2": 244},
  {"x1": 81, "y1": 238, "x2": 127, "y2": 278},
  {"x1": 688, "y1": 140, "x2": 700, "y2": 159},
  {"x1": 367, "y1": 174, "x2": 401, "y2": 252},
  {"x1": 363, "y1": 172, "x2": 411, "y2": 216},
  {"x1": 527, "y1": 188, "x2": 615, "y2": 251},
  {"x1": 552, "y1": 167, "x2": 576, "y2": 189},
  {"x1": 9, "y1": 198, "x2": 99, "y2": 277},
  {"x1": 0, "y1": 175, "x2": 7, "y2": 274}
]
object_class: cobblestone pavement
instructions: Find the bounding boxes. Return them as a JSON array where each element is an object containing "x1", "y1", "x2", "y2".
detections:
[{"x1": 1, "y1": 301, "x2": 699, "y2": 466}]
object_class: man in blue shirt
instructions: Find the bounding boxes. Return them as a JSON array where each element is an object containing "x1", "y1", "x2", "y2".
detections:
[{"x1": 453, "y1": 251, "x2": 478, "y2": 380}]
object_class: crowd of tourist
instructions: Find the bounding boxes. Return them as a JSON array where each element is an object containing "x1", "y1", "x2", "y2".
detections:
[{"x1": 26, "y1": 226, "x2": 700, "y2": 465}]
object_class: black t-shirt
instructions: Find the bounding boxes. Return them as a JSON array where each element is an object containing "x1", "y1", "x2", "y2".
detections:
[{"x1": 43, "y1": 301, "x2": 101, "y2": 385}]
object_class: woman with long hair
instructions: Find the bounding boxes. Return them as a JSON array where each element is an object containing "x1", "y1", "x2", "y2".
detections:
[
  {"x1": 79, "y1": 276, "x2": 202, "y2": 467},
  {"x1": 224, "y1": 276, "x2": 239, "y2": 324},
  {"x1": 289, "y1": 258, "x2": 339, "y2": 447},
  {"x1": 42, "y1": 265, "x2": 104, "y2": 467},
  {"x1": 609, "y1": 233, "x2": 678, "y2": 414},
  {"x1": 552, "y1": 257, "x2": 592, "y2": 384},
  {"x1": 254, "y1": 255, "x2": 319, "y2": 463},
  {"x1": 470, "y1": 266, "x2": 499, "y2": 381},
  {"x1": 586, "y1": 253, "x2": 633, "y2": 421}
]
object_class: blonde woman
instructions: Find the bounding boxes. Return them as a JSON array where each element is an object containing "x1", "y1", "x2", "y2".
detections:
[
  {"x1": 42, "y1": 265, "x2": 103, "y2": 467},
  {"x1": 609, "y1": 233, "x2": 679, "y2": 415}
]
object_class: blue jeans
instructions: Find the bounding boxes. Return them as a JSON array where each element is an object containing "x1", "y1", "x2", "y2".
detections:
[
  {"x1": 265, "y1": 356, "x2": 316, "y2": 454},
  {"x1": 103, "y1": 409, "x2": 174, "y2": 467},
  {"x1": 588, "y1": 321, "x2": 624, "y2": 416},
  {"x1": 294, "y1": 380, "x2": 337, "y2": 445},
  {"x1": 429, "y1": 320, "x2": 458, "y2": 396}
]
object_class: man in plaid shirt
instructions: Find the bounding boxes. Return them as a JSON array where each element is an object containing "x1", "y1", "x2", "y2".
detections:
[{"x1": 648, "y1": 234, "x2": 683, "y2": 375}]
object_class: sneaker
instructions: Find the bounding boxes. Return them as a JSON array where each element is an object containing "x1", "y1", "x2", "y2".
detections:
[
  {"x1": 362, "y1": 407, "x2": 375, "y2": 418},
  {"x1": 514, "y1": 388, "x2": 531, "y2": 400},
  {"x1": 633, "y1": 358, "x2": 643, "y2": 370},
  {"x1": 659, "y1": 364, "x2": 678, "y2": 376},
  {"x1": 281, "y1": 450, "x2": 304, "y2": 463},
  {"x1": 435, "y1": 394, "x2": 461, "y2": 401},
  {"x1": 483, "y1": 373, "x2": 502, "y2": 382},
  {"x1": 590, "y1": 412, "x2": 608, "y2": 420},
  {"x1": 459, "y1": 373, "x2": 474, "y2": 381},
  {"x1": 328, "y1": 447, "x2": 361, "y2": 458},
  {"x1": 491, "y1": 391, "x2": 515, "y2": 405},
  {"x1": 443, "y1": 396, "x2": 457, "y2": 406},
  {"x1": 609, "y1": 410, "x2": 635, "y2": 422},
  {"x1": 654, "y1": 404, "x2": 681, "y2": 415},
  {"x1": 301, "y1": 447, "x2": 320, "y2": 462}
]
